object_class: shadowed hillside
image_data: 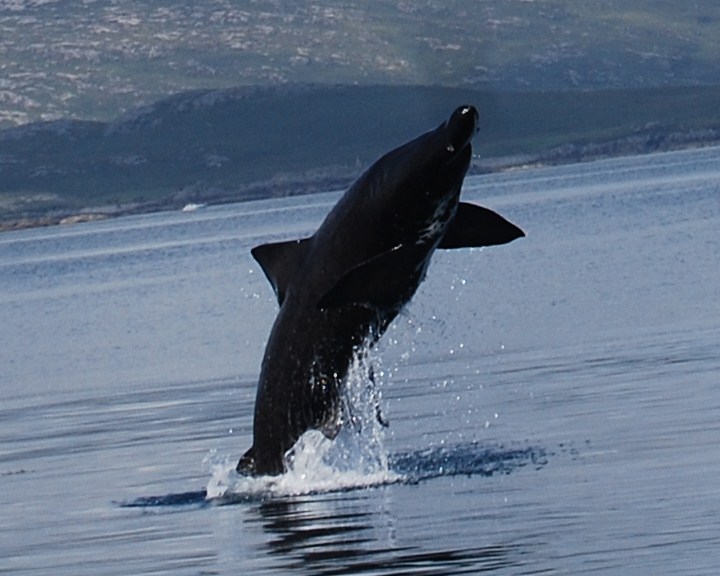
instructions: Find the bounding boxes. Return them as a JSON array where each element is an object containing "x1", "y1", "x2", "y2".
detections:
[{"x1": 2, "y1": 83, "x2": 720, "y2": 231}]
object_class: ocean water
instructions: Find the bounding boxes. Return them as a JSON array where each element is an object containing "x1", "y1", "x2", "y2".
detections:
[{"x1": 1, "y1": 146, "x2": 719, "y2": 575}]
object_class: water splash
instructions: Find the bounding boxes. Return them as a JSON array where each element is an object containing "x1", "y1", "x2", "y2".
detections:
[
  {"x1": 206, "y1": 347, "x2": 399, "y2": 501},
  {"x1": 120, "y1": 440, "x2": 547, "y2": 507}
]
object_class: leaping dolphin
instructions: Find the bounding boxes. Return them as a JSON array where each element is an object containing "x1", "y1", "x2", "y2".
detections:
[{"x1": 238, "y1": 105, "x2": 524, "y2": 476}]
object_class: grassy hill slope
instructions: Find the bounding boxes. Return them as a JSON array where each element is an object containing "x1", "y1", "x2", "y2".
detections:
[{"x1": 3, "y1": 1, "x2": 720, "y2": 127}]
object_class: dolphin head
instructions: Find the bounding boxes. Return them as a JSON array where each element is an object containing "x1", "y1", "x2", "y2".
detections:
[
  {"x1": 359, "y1": 105, "x2": 478, "y2": 243},
  {"x1": 392, "y1": 104, "x2": 477, "y2": 193},
  {"x1": 361, "y1": 104, "x2": 478, "y2": 201},
  {"x1": 323, "y1": 105, "x2": 482, "y2": 254},
  {"x1": 428, "y1": 104, "x2": 478, "y2": 194},
  {"x1": 443, "y1": 105, "x2": 479, "y2": 155}
]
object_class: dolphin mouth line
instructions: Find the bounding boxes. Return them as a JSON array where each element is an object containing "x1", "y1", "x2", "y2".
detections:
[
  {"x1": 443, "y1": 140, "x2": 473, "y2": 170},
  {"x1": 445, "y1": 141, "x2": 472, "y2": 154}
]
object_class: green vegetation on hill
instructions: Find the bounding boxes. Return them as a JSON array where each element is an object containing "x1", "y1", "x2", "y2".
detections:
[
  {"x1": 2, "y1": 84, "x2": 720, "y2": 229},
  {"x1": 3, "y1": 1, "x2": 720, "y2": 128}
]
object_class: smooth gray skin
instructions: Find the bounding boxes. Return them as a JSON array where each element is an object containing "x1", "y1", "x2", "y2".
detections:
[{"x1": 238, "y1": 106, "x2": 524, "y2": 476}]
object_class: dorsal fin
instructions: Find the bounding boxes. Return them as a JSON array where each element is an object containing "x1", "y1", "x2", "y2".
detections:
[
  {"x1": 251, "y1": 238, "x2": 312, "y2": 306},
  {"x1": 439, "y1": 202, "x2": 524, "y2": 249}
]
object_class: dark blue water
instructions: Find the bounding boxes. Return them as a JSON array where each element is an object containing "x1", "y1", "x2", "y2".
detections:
[{"x1": 2, "y1": 147, "x2": 719, "y2": 575}]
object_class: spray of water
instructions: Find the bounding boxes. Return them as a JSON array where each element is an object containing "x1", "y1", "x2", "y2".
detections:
[{"x1": 205, "y1": 343, "x2": 400, "y2": 500}]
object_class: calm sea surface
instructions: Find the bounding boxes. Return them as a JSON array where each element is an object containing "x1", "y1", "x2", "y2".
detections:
[{"x1": 1, "y1": 147, "x2": 719, "y2": 575}]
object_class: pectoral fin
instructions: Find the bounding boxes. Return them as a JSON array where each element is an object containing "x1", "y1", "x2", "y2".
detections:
[
  {"x1": 318, "y1": 244, "x2": 424, "y2": 310},
  {"x1": 440, "y1": 202, "x2": 524, "y2": 249},
  {"x1": 252, "y1": 238, "x2": 312, "y2": 306}
]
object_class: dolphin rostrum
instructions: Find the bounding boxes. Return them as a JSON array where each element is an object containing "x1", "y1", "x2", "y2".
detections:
[{"x1": 238, "y1": 105, "x2": 524, "y2": 475}]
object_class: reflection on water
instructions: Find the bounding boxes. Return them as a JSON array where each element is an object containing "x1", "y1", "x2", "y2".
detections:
[{"x1": 253, "y1": 493, "x2": 528, "y2": 575}]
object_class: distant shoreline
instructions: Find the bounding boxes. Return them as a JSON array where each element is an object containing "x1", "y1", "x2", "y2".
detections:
[{"x1": 3, "y1": 130, "x2": 719, "y2": 234}]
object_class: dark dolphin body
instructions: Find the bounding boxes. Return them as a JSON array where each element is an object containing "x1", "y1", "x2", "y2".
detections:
[{"x1": 238, "y1": 106, "x2": 524, "y2": 476}]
